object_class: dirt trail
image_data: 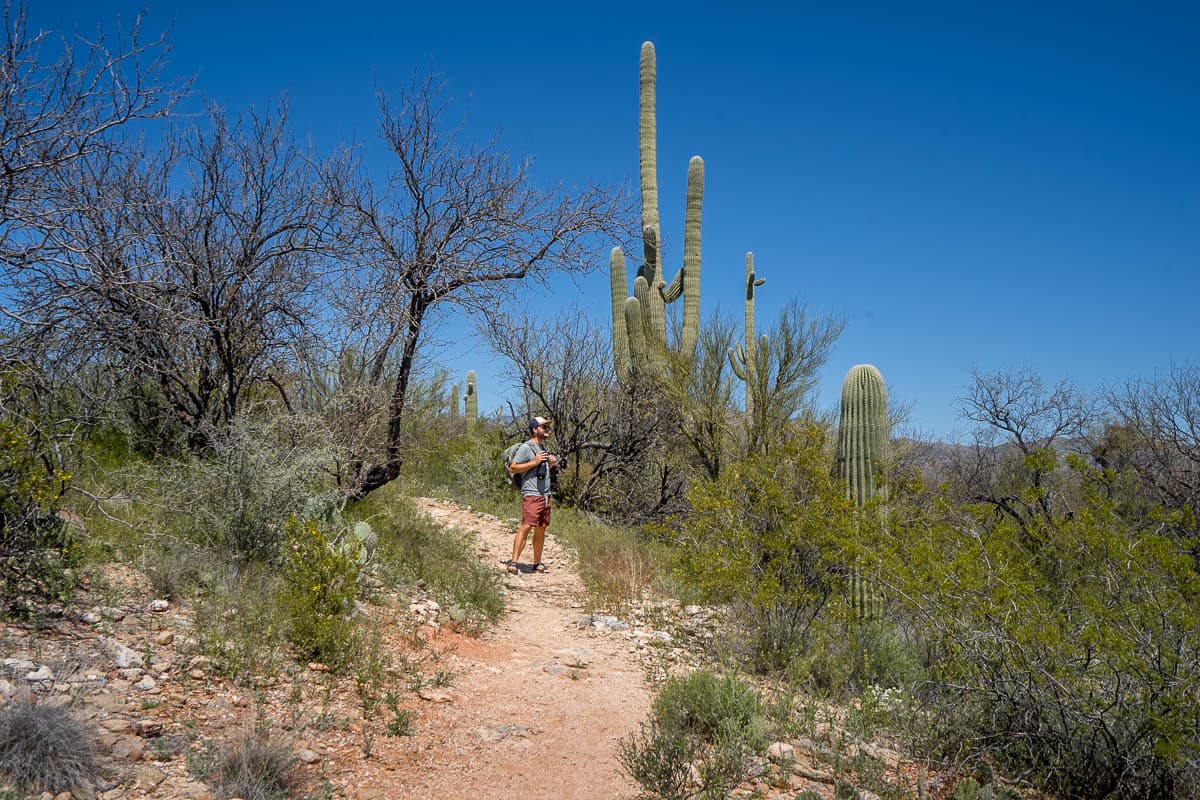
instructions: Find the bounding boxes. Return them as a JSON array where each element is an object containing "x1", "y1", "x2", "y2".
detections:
[{"x1": 387, "y1": 497, "x2": 651, "y2": 799}]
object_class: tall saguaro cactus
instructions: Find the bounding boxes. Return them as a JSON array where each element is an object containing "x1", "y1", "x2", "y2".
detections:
[
  {"x1": 450, "y1": 383, "x2": 459, "y2": 420},
  {"x1": 610, "y1": 41, "x2": 704, "y2": 380},
  {"x1": 464, "y1": 371, "x2": 477, "y2": 428},
  {"x1": 728, "y1": 252, "x2": 767, "y2": 415},
  {"x1": 835, "y1": 364, "x2": 889, "y2": 620}
]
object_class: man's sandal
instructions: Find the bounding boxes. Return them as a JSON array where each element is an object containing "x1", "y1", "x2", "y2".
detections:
[
  {"x1": 506, "y1": 560, "x2": 520, "y2": 575},
  {"x1": 533, "y1": 562, "x2": 549, "y2": 573}
]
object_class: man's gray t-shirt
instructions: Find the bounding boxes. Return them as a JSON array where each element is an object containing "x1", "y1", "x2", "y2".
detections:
[{"x1": 514, "y1": 440, "x2": 551, "y2": 497}]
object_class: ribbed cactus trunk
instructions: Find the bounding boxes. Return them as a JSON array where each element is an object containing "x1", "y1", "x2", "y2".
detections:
[
  {"x1": 836, "y1": 364, "x2": 888, "y2": 505},
  {"x1": 610, "y1": 41, "x2": 704, "y2": 381},
  {"x1": 465, "y1": 371, "x2": 477, "y2": 429},
  {"x1": 638, "y1": 41, "x2": 663, "y2": 339},
  {"x1": 835, "y1": 364, "x2": 888, "y2": 620},
  {"x1": 450, "y1": 384, "x2": 459, "y2": 420}
]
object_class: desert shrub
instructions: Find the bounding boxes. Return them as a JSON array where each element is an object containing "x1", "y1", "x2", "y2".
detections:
[
  {"x1": 143, "y1": 539, "x2": 212, "y2": 600},
  {"x1": 652, "y1": 670, "x2": 767, "y2": 747},
  {"x1": 870, "y1": 456, "x2": 1200, "y2": 797},
  {"x1": 193, "y1": 564, "x2": 287, "y2": 682},
  {"x1": 0, "y1": 417, "x2": 81, "y2": 611},
  {"x1": 129, "y1": 413, "x2": 338, "y2": 564},
  {"x1": 790, "y1": 618, "x2": 923, "y2": 696},
  {"x1": 277, "y1": 516, "x2": 361, "y2": 669},
  {"x1": 619, "y1": 719, "x2": 697, "y2": 800},
  {"x1": 0, "y1": 701, "x2": 100, "y2": 796},
  {"x1": 664, "y1": 425, "x2": 860, "y2": 673},
  {"x1": 621, "y1": 669, "x2": 766, "y2": 800},
  {"x1": 202, "y1": 729, "x2": 300, "y2": 800}
]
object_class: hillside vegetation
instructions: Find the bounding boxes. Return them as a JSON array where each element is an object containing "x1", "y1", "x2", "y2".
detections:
[{"x1": 2, "y1": 9, "x2": 1198, "y2": 799}]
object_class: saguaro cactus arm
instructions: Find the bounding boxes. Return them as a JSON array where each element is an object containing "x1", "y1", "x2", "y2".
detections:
[{"x1": 609, "y1": 247, "x2": 630, "y2": 377}]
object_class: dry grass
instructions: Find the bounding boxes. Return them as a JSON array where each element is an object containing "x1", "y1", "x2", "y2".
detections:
[{"x1": 0, "y1": 700, "x2": 100, "y2": 796}]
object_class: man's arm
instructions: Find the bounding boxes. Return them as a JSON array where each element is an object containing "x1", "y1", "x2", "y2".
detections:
[{"x1": 511, "y1": 444, "x2": 554, "y2": 474}]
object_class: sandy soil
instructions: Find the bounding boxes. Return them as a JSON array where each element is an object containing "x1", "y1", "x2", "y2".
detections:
[{"x1": 381, "y1": 497, "x2": 651, "y2": 799}]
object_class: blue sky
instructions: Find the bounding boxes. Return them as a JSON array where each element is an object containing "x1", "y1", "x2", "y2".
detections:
[{"x1": 33, "y1": 1, "x2": 1200, "y2": 439}]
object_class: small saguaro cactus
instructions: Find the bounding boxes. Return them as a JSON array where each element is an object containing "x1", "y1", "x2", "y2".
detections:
[
  {"x1": 610, "y1": 41, "x2": 704, "y2": 381},
  {"x1": 835, "y1": 364, "x2": 889, "y2": 506},
  {"x1": 450, "y1": 383, "x2": 459, "y2": 420},
  {"x1": 835, "y1": 364, "x2": 889, "y2": 620},
  {"x1": 465, "y1": 371, "x2": 477, "y2": 428},
  {"x1": 728, "y1": 252, "x2": 767, "y2": 415}
]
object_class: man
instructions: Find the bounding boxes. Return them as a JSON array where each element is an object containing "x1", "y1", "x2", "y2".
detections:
[{"x1": 508, "y1": 416, "x2": 558, "y2": 575}]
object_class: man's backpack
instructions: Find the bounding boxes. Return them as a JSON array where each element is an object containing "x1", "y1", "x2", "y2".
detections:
[{"x1": 502, "y1": 442, "x2": 526, "y2": 491}]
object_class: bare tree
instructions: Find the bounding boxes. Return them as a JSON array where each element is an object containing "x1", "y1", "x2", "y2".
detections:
[
  {"x1": 6, "y1": 104, "x2": 330, "y2": 450},
  {"x1": 1102, "y1": 366, "x2": 1200, "y2": 551},
  {"x1": 321, "y1": 74, "x2": 634, "y2": 497},
  {"x1": 0, "y1": 1, "x2": 185, "y2": 272},
  {"x1": 952, "y1": 367, "x2": 1098, "y2": 540},
  {"x1": 486, "y1": 310, "x2": 612, "y2": 504}
]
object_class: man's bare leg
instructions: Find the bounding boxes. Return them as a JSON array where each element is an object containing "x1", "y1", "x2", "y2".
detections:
[
  {"x1": 511, "y1": 523, "x2": 532, "y2": 571},
  {"x1": 532, "y1": 526, "x2": 546, "y2": 566}
]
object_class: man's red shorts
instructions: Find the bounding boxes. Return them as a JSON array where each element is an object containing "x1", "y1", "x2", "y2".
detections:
[{"x1": 521, "y1": 495, "x2": 551, "y2": 527}]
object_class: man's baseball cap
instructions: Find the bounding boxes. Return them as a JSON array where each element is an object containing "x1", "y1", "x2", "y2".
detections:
[{"x1": 529, "y1": 416, "x2": 553, "y2": 430}]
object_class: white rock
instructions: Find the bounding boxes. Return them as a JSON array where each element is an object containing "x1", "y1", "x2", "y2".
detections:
[
  {"x1": 297, "y1": 749, "x2": 321, "y2": 764},
  {"x1": 134, "y1": 675, "x2": 157, "y2": 691},
  {"x1": 25, "y1": 665, "x2": 53, "y2": 681},
  {"x1": 148, "y1": 599, "x2": 169, "y2": 612},
  {"x1": 767, "y1": 741, "x2": 795, "y2": 762},
  {"x1": 100, "y1": 637, "x2": 144, "y2": 668},
  {"x1": 81, "y1": 610, "x2": 102, "y2": 624}
]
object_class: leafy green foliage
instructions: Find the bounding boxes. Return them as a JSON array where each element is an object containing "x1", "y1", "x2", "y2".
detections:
[
  {"x1": 651, "y1": 670, "x2": 767, "y2": 748},
  {"x1": 278, "y1": 516, "x2": 361, "y2": 669},
  {"x1": 665, "y1": 424, "x2": 860, "y2": 672},
  {"x1": 192, "y1": 564, "x2": 287, "y2": 682},
  {"x1": 620, "y1": 669, "x2": 766, "y2": 800},
  {"x1": 870, "y1": 455, "x2": 1200, "y2": 796},
  {"x1": 349, "y1": 490, "x2": 503, "y2": 629},
  {"x1": 0, "y1": 415, "x2": 79, "y2": 611}
]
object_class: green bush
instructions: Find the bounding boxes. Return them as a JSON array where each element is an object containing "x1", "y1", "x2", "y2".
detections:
[
  {"x1": 870, "y1": 456, "x2": 1200, "y2": 797},
  {"x1": 621, "y1": 669, "x2": 766, "y2": 800},
  {"x1": 0, "y1": 701, "x2": 99, "y2": 796},
  {"x1": 130, "y1": 413, "x2": 338, "y2": 564},
  {"x1": 278, "y1": 516, "x2": 361, "y2": 669},
  {"x1": 193, "y1": 564, "x2": 286, "y2": 682},
  {"x1": 0, "y1": 418, "x2": 80, "y2": 611},
  {"x1": 665, "y1": 425, "x2": 860, "y2": 673},
  {"x1": 652, "y1": 670, "x2": 767, "y2": 748},
  {"x1": 790, "y1": 618, "x2": 922, "y2": 696}
]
